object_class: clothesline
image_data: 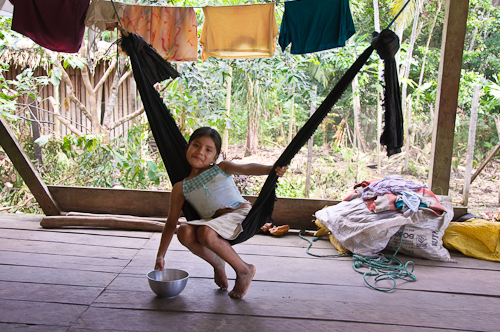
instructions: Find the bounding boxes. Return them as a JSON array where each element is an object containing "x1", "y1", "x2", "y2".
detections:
[
  {"x1": 10, "y1": 0, "x2": 410, "y2": 62},
  {"x1": 11, "y1": 0, "x2": 356, "y2": 61},
  {"x1": 111, "y1": 0, "x2": 293, "y2": 9}
]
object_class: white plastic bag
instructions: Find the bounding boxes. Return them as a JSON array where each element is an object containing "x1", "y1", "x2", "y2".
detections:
[
  {"x1": 385, "y1": 196, "x2": 455, "y2": 262},
  {"x1": 315, "y1": 198, "x2": 410, "y2": 256}
]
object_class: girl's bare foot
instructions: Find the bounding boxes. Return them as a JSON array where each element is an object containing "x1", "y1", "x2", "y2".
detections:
[
  {"x1": 229, "y1": 264, "x2": 256, "y2": 299},
  {"x1": 213, "y1": 256, "x2": 228, "y2": 290}
]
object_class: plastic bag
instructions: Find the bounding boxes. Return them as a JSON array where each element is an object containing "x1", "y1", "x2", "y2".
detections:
[
  {"x1": 385, "y1": 196, "x2": 454, "y2": 262},
  {"x1": 443, "y1": 218, "x2": 500, "y2": 262}
]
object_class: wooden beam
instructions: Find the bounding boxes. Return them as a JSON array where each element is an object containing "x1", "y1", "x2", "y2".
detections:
[
  {"x1": 428, "y1": 0, "x2": 469, "y2": 195},
  {"x1": 47, "y1": 185, "x2": 468, "y2": 230},
  {"x1": 0, "y1": 116, "x2": 60, "y2": 215},
  {"x1": 48, "y1": 185, "x2": 337, "y2": 230}
]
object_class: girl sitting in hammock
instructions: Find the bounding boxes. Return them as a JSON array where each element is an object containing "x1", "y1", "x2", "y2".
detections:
[{"x1": 155, "y1": 127, "x2": 287, "y2": 299}]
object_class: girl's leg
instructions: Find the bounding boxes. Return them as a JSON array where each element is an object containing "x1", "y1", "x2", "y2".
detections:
[
  {"x1": 196, "y1": 226, "x2": 256, "y2": 299},
  {"x1": 177, "y1": 224, "x2": 228, "y2": 290}
]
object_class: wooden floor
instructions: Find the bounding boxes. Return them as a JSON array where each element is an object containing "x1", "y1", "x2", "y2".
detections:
[{"x1": 1, "y1": 212, "x2": 499, "y2": 332}]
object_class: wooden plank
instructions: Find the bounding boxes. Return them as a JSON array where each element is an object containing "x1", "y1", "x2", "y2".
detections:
[
  {"x1": 0, "y1": 281, "x2": 103, "y2": 305},
  {"x1": 0, "y1": 323, "x2": 68, "y2": 332},
  {"x1": 40, "y1": 215, "x2": 165, "y2": 232},
  {"x1": 0, "y1": 116, "x2": 60, "y2": 215},
  {"x1": 428, "y1": 0, "x2": 470, "y2": 195},
  {"x1": 47, "y1": 185, "x2": 339, "y2": 229},
  {"x1": 119, "y1": 248, "x2": 500, "y2": 297},
  {"x1": 0, "y1": 213, "x2": 156, "y2": 238},
  {"x1": 0, "y1": 238, "x2": 140, "y2": 260},
  {"x1": 48, "y1": 186, "x2": 171, "y2": 217},
  {"x1": 93, "y1": 277, "x2": 500, "y2": 331},
  {"x1": 47, "y1": 186, "x2": 468, "y2": 229},
  {"x1": 0, "y1": 251, "x2": 129, "y2": 273},
  {"x1": 0, "y1": 265, "x2": 118, "y2": 288},
  {"x1": 0, "y1": 299, "x2": 87, "y2": 327},
  {"x1": 71, "y1": 306, "x2": 434, "y2": 332},
  {"x1": 0, "y1": 228, "x2": 150, "y2": 249}
]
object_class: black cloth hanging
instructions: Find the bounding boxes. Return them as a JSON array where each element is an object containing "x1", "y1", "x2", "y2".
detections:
[
  {"x1": 372, "y1": 30, "x2": 403, "y2": 157},
  {"x1": 119, "y1": 30, "x2": 402, "y2": 245}
]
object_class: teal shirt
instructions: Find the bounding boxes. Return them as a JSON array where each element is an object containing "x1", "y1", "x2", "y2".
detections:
[{"x1": 279, "y1": 0, "x2": 356, "y2": 54}]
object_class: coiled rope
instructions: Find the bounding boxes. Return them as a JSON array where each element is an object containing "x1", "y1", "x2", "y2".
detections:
[{"x1": 299, "y1": 225, "x2": 417, "y2": 292}]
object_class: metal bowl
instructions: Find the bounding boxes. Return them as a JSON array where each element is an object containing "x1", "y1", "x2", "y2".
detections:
[{"x1": 147, "y1": 269, "x2": 189, "y2": 298}]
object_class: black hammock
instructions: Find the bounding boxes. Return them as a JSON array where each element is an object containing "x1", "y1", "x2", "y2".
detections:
[{"x1": 119, "y1": 29, "x2": 402, "y2": 245}]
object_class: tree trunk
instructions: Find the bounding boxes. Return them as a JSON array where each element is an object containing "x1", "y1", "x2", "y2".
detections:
[
  {"x1": 28, "y1": 96, "x2": 43, "y2": 165},
  {"x1": 402, "y1": 1, "x2": 421, "y2": 171},
  {"x1": 305, "y1": 85, "x2": 317, "y2": 198},
  {"x1": 102, "y1": 54, "x2": 128, "y2": 143},
  {"x1": 404, "y1": 98, "x2": 413, "y2": 171},
  {"x1": 352, "y1": 76, "x2": 365, "y2": 152},
  {"x1": 288, "y1": 83, "x2": 295, "y2": 144},
  {"x1": 415, "y1": 0, "x2": 442, "y2": 139},
  {"x1": 373, "y1": 0, "x2": 383, "y2": 172},
  {"x1": 222, "y1": 66, "x2": 233, "y2": 156},
  {"x1": 462, "y1": 86, "x2": 480, "y2": 206},
  {"x1": 245, "y1": 77, "x2": 260, "y2": 156}
]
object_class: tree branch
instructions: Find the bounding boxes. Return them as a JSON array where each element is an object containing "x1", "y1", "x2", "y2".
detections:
[
  {"x1": 109, "y1": 106, "x2": 145, "y2": 130},
  {"x1": 118, "y1": 69, "x2": 133, "y2": 86},
  {"x1": 48, "y1": 96, "x2": 84, "y2": 136},
  {"x1": 94, "y1": 57, "x2": 117, "y2": 93}
]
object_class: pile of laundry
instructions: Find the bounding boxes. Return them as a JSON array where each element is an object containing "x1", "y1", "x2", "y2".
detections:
[
  {"x1": 314, "y1": 175, "x2": 455, "y2": 262},
  {"x1": 8, "y1": 0, "x2": 355, "y2": 61}
]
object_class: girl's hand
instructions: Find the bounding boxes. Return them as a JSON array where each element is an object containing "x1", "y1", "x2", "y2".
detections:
[
  {"x1": 275, "y1": 166, "x2": 288, "y2": 177},
  {"x1": 155, "y1": 257, "x2": 165, "y2": 270}
]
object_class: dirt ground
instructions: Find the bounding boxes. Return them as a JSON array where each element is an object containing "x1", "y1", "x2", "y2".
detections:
[{"x1": 226, "y1": 144, "x2": 500, "y2": 220}]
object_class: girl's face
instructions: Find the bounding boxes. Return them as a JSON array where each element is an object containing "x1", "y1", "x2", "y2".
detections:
[{"x1": 186, "y1": 135, "x2": 218, "y2": 169}]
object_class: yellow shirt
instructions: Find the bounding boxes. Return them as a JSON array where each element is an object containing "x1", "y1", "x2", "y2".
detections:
[{"x1": 200, "y1": 3, "x2": 278, "y2": 61}]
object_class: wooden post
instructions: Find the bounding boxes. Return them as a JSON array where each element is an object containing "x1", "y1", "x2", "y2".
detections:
[
  {"x1": 305, "y1": 85, "x2": 317, "y2": 198},
  {"x1": 462, "y1": 85, "x2": 480, "y2": 206},
  {"x1": 470, "y1": 114, "x2": 500, "y2": 183},
  {"x1": 0, "y1": 116, "x2": 60, "y2": 215},
  {"x1": 428, "y1": 0, "x2": 469, "y2": 195}
]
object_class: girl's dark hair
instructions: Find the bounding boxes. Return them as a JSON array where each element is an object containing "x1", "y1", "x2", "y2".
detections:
[{"x1": 188, "y1": 127, "x2": 222, "y2": 156}]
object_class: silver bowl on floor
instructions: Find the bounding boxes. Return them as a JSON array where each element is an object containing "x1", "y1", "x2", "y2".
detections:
[{"x1": 147, "y1": 269, "x2": 189, "y2": 298}]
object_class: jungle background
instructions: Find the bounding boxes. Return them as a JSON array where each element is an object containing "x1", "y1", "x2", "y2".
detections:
[{"x1": 1, "y1": 0, "x2": 499, "y2": 218}]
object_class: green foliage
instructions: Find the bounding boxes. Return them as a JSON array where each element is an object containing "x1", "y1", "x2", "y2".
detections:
[{"x1": 28, "y1": 121, "x2": 170, "y2": 190}]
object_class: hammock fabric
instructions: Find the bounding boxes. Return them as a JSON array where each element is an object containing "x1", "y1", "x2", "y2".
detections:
[{"x1": 120, "y1": 29, "x2": 402, "y2": 245}]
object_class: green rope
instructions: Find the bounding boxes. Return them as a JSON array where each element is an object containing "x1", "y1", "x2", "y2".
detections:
[
  {"x1": 298, "y1": 231, "x2": 350, "y2": 258},
  {"x1": 352, "y1": 253, "x2": 416, "y2": 292},
  {"x1": 299, "y1": 226, "x2": 417, "y2": 292}
]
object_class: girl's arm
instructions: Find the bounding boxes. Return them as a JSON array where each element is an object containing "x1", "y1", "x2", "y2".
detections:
[
  {"x1": 219, "y1": 160, "x2": 287, "y2": 177},
  {"x1": 155, "y1": 181, "x2": 185, "y2": 270}
]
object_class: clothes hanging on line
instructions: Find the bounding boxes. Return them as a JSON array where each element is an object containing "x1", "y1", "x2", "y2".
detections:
[
  {"x1": 121, "y1": 4, "x2": 197, "y2": 62},
  {"x1": 199, "y1": 3, "x2": 278, "y2": 61},
  {"x1": 10, "y1": 0, "x2": 89, "y2": 53},
  {"x1": 279, "y1": 0, "x2": 356, "y2": 55},
  {"x1": 85, "y1": 0, "x2": 126, "y2": 33}
]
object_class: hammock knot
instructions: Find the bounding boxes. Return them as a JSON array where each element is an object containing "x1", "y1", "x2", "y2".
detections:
[{"x1": 371, "y1": 29, "x2": 400, "y2": 61}]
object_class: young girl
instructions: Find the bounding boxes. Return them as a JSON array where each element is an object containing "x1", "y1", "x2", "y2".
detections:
[{"x1": 155, "y1": 127, "x2": 287, "y2": 299}]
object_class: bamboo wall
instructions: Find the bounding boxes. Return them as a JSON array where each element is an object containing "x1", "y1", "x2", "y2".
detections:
[{"x1": 4, "y1": 61, "x2": 140, "y2": 139}]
